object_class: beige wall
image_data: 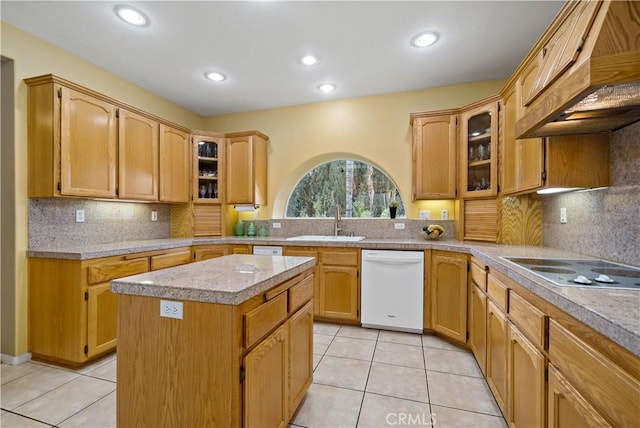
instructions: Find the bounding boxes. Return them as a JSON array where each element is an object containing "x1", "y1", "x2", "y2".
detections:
[
  {"x1": 205, "y1": 80, "x2": 506, "y2": 220},
  {"x1": 0, "y1": 22, "x2": 206, "y2": 358}
]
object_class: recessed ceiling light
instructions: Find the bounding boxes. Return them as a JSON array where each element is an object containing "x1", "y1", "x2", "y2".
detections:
[
  {"x1": 300, "y1": 55, "x2": 319, "y2": 66},
  {"x1": 114, "y1": 5, "x2": 149, "y2": 27},
  {"x1": 205, "y1": 72, "x2": 226, "y2": 82},
  {"x1": 317, "y1": 83, "x2": 336, "y2": 93},
  {"x1": 411, "y1": 31, "x2": 438, "y2": 48}
]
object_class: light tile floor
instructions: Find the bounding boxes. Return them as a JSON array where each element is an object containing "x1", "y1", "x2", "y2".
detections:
[{"x1": 1, "y1": 323, "x2": 506, "y2": 427}]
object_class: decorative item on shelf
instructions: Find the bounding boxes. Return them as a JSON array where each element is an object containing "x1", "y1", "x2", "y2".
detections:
[
  {"x1": 389, "y1": 200, "x2": 399, "y2": 219},
  {"x1": 234, "y1": 220, "x2": 245, "y2": 236},
  {"x1": 199, "y1": 185, "x2": 206, "y2": 199},
  {"x1": 469, "y1": 146, "x2": 476, "y2": 161},
  {"x1": 477, "y1": 143, "x2": 486, "y2": 160},
  {"x1": 421, "y1": 224, "x2": 445, "y2": 240},
  {"x1": 246, "y1": 221, "x2": 257, "y2": 237}
]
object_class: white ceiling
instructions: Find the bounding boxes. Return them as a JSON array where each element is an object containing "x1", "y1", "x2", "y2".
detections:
[{"x1": 1, "y1": 1, "x2": 563, "y2": 117}]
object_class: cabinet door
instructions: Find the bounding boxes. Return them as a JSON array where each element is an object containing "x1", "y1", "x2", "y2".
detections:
[
  {"x1": 244, "y1": 324, "x2": 288, "y2": 428},
  {"x1": 284, "y1": 247, "x2": 320, "y2": 316},
  {"x1": 87, "y1": 282, "x2": 118, "y2": 357},
  {"x1": 60, "y1": 87, "x2": 117, "y2": 198},
  {"x1": 288, "y1": 301, "x2": 313, "y2": 419},
  {"x1": 227, "y1": 136, "x2": 254, "y2": 204},
  {"x1": 193, "y1": 136, "x2": 223, "y2": 203},
  {"x1": 412, "y1": 114, "x2": 457, "y2": 199},
  {"x1": 468, "y1": 283, "x2": 487, "y2": 375},
  {"x1": 507, "y1": 323, "x2": 546, "y2": 428},
  {"x1": 460, "y1": 102, "x2": 498, "y2": 198},
  {"x1": 118, "y1": 109, "x2": 159, "y2": 201},
  {"x1": 547, "y1": 364, "x2": 611, "y2": 428},
  {"x1": 486, "y1": 300, "x2": 508, "y2": 414},
  {"x1": 430, "y1": 251, "x2": 468, "y2": 343},
  {"x1": 319, "y1": 265, "x2": 359, "y2": 321},
  {"x1": 159, "y1": 124, "x2": 190, "y2": 202},
  {"x1": 193, "y1": 204, "x2": 222, "y2": 237},
  {"x1": 193, "y1": 245, "x2": 229, "y2": 261}
]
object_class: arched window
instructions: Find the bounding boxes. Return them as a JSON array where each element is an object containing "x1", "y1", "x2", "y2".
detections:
[{"x1": 286, "y1": 160, "x2": 405, "y2": 218}]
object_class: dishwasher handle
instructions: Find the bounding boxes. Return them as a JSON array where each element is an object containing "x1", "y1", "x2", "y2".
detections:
[{"x1": 362, "y1": 254, "x2": 423, "y2": 265}]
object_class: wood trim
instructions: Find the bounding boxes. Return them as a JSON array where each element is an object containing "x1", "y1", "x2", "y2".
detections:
[
  {"x1": 24, "y1": 74, "x2": 191, "y2": 133},
  {"x1": 225, "y1": 130, "x2": 269, "y2": 140}
]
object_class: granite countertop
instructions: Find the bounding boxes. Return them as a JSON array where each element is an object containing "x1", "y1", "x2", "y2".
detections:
[
  {"x1": 111, "y1": 254, "x2": 316, "y2": 305},
  {"x1": 30, "y1": 236, "x2": 640, "y2": 356}
]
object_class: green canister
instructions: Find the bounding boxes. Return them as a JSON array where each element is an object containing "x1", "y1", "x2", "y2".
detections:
[
  {"x1": 246, "y1": 221, "x2": 257, "y2": 237},
  {"x1": 234, "y1": 220, "x2": 245, "y2": 236}
]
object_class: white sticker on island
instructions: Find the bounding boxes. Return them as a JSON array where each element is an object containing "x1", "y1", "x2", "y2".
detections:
[{"x1": 160, "y1": 300, "x2": 183, "y2": 320}]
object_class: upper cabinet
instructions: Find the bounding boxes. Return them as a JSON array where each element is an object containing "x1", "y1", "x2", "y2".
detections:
[
  {"x1": 26, "y1": 75, "x2": 192, "y2": 203},
  {"x1": 460, "y1": 99, "x2": 499, "y2": 199},
  {"x1": 118, "y1": 109, "x2": 159, "y2": 201},
  {"x1": 193, "y1": 133, "x2": 224, "y2": 204},
  {"x1": 226, "y1": 131, "x2": 268, "y2": 206},
  {"x1": 27, "y1": 78, "x2": 118, "y2": 199},
  {"x1": 410, "y1": 110, "x2": 458, "y2": 200},
  {"x1": 159, "y1": 125, "x2": 190, "y2": 203}
]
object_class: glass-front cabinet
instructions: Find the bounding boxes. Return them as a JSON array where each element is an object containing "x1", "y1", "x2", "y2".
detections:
[
  {"x1": 193, "y1": 134, "x2": 224, "y2": 203},
  {"x1": 460, "y1": 101, "x2": 498, "y2": 198}
]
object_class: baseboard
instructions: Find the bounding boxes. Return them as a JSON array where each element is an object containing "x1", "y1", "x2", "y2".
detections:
[{"x1": 1, "y1": 352, "x2": 32, "y2": 365}]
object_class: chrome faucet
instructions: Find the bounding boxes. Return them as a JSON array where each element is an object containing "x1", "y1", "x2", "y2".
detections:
[{"x1": 334, "y1": 204, "x2": 342, "y2": 236}]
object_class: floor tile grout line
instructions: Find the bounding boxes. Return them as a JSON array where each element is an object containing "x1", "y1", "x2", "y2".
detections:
[
  {"x1": 363, "y1": 390, "x2": 432, "y2": 406},
  {"x1": 54, "y1": 388, "x2": 116, "y2": 427},
  {"x1": 1, "y1": 408, "x2": 57, "y2": 427},
  {"x1": 425, "y1": 368, "x2": 486, "y2": 380},
  {"x1": 3, "y1": 374, "x2": 81, "y2": 412},
  {"x1": 428, "y1": 402, "x2": 505, "y2": 419}
]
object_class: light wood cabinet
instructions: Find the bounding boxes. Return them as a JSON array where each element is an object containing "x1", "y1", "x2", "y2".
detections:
[
  {"x1": 430, "y1": 251, "x2": 468, "y2": 343},
  {"x1": 318, "y1": 248, "x2": 359, "y2": 322},
  {"x1": 193, "y1": 133, "x2": 224, "y2": 203},
  {"x1": 461, "y1": 198, "x2": 498, "y2": 243},
  {"x1": 193, "y1": 244, "x2": 252, "y2": 261},
  {"x1": 26, "y1": 75, "x2": 192, "y2": 202},
  {"x1": 507, "y1": 322, "x2": 546, "y2": 428},
  {"x1": 486, "y1": 299, "x2": 508, "y2": 415},
  {"x1": 159, "y1": 124, "x2": 191, "y2": 203},
  {"x1": 410, "y1": 111, "x2": 458, "y2": 199},
  {"x1": 283, "y1": 247, "x2": 321, "y2": 316},
  {"x1": 468, "y1": 282, "x2": 487, "y2": 375},
  {"x1": 460, "y1": 99, "x2": 499, "y2": 199},
  {"x1": 28, "y1": 247, "x2": 192, "y2": 365},
  {"x1": 244, "y1": 324, "x2": 289, "y2": 428},
  {"x1": 26, "y1": 77, "x2": 118, "y2": 199},
  {"x1": 118, "y1": 109, "x2": 159, "y2": 201},
  {"x1": 226, "y1": 131, "x2": 268, "y2": 206},
  {"x1": 547, "y1": 364, "x2": 611, "y2": 428},
  {"x1": 116, "y1": 268, "x2": 314, "y2": 427}
]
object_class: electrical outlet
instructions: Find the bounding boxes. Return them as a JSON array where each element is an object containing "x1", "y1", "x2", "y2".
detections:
[
  {"x1": 75, "y1": 209, "x2": 85, "y2": 223},
  {"x1": 441, "y1": 210, "x2": 448, "y2": 220},
  {"x1": 272, "y1": 222, "x2": 281, "y2": 229},
  {"x1": 560, "y1": 207, "x2": 567, "y2": 224},
  {"x1": 419, "y1": 210, "x2": 430, "y2": 220},
  {"x1": 394, "y1": 223, "x2": 405, "y2": 230},
  {"x1": 151, "y1": 211, "x2": 158, "y2": 222},
  {"x1": 160, "y1": 300, "x2": 183, "y2": 319}
]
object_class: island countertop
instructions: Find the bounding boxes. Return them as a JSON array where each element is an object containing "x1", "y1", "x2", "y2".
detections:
[{"x1": 111, "y1": 254, "x2": 316, "y2": 305}]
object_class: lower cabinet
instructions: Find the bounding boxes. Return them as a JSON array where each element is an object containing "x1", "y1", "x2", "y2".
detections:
[
  {"x1": 547, "y1": 364, "x2": 611, "y2": 428},
  {"x1": 507, "y1": 322, "x2": 546, "y2": 428},
  {"x1": 288, "y1": 301, "x2": 314, "y2": 419},
  {"x1": 284, "y1": 247, "x2": 359, "y2": 323},
  {"x1": 468, "y1": 282, "x2": 487, "y2": 374},
  {"x1": 28, "y1": 247, "x2": 192, "y2": 365},
  {"x1": 486, "y1": 299, "x2": 508, "y2": 414},
  {"x1": 430, "y1": 251, "x2": 468, "y2": 343},
  {"x1": 244, "y1": 324, "x2": 289, "y2": 428},
  {"x1": 193, "y1": 244, "x2": 251, "y2": 261}
]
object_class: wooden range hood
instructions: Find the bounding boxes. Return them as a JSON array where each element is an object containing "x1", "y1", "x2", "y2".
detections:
[{"x1": 516, "y1": 0, "x2": 640, "y2": 138}]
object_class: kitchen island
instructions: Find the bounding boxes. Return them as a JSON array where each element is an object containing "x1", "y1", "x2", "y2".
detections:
[{"x1": 111, "y1": 254, "x2": 316, "y2": 428}]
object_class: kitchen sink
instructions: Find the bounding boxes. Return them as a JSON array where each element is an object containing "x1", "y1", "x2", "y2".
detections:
[{"x1": 286, "y1": 235, "x2": 366, "y2": 242}]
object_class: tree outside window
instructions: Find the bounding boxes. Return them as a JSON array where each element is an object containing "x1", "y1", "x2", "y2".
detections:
[{"x1": 286, "y1": 160, "x2": 405, "y2": 218}]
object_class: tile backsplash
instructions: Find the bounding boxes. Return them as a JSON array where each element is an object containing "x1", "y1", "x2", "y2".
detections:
[
  {"x1": 542, "y1": 121, "x2": 639, "y2": 266},
  {"x1": 29, "y1": 198, "x2": 171, "y2": 248}
]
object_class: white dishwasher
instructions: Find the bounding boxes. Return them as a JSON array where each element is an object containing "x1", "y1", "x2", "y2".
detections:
[{"x1": 361, "y1": 250, "x2": 424, "y2": 333}]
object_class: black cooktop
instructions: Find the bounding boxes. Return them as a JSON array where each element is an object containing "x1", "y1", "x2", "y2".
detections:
[{"x1": 501, "y1": 257, "x2": 640, "y2": 290}]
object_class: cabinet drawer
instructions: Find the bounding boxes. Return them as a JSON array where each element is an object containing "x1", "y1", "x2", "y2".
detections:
[
  {"x1": 283, "y1": 248, "x2": 318, "y2": 259},
  {"x1": 549, "y1": 320, "x2": 640, "y2": 428},
  {"x1": 508, "y1": 291, "x2": 546, "y2": 350},
  {"x1": 487, "y1": 274, "x2": 508, "y2": 312},
  {"x1": 320, "y1": 249, "x2": 358, "y2": 266},
  {"x1": 470, "y1": 260, "x2": 487, "y2": 291},
  {"x1": 245, "y1": 292, "x2": 288, "y2": 349},
  {"x1": 87, "y1": 258, "x2": 149, "y2": 285},
  {"x1": 289, "y1": 274, "x2": 314, "y2": 313},
  {"x1": 150, "y1": 248, "x2": 192, "y2": 271}
]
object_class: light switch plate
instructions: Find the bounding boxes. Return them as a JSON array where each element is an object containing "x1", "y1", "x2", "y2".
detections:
[
  {"x1": 441, "y1": 210, "x2": 448, "y2": 220},
  {"x1": 560, "y1": 207, "x2": 567, "y2": 224},
  {"x1": 75, "y1": 209, "x2": 85, "y2": 223},
  {"x1": 419, "y1": 210, "x2": 430, "y2": 220},
  {"x1": 151, "y1": 211, "x2": 158, "y2": 222},
  {"x1": 160, "y1": 300, "x2": 183, "y2": 319}
]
